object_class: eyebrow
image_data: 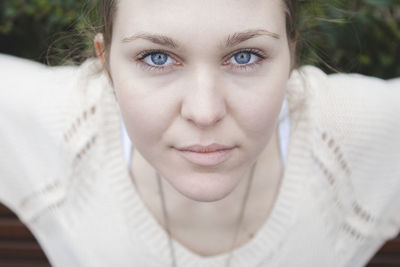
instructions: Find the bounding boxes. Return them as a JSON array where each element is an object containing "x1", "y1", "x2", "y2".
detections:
[
  {"x1": 122, "y1": 33, "x2": 179, "y2": 49},
  {"x1": 121, "y1": 29, "x2": 280, "y2": 49},
  {"x1": 225, "y1": 29, "x2": 280, "y2": 47}
]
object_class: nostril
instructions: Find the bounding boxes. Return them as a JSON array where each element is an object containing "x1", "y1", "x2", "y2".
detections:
[
  {"x1": 190, "y1": 113, "x2": 224, "y2": 128},
  {"x1": 181, "y1": 99, "x2": 227, "y2": 128}
]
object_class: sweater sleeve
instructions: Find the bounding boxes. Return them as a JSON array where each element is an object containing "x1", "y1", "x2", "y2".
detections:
[
  {"x1": 0, "y1": 54, "x2": 76, "y2": 217},
  {"x1": 384, "y1": 76, "x2": 400, "y2": 232},
  {"x1": 324, "y1": 71, "x2": 400, "y2": 238}
]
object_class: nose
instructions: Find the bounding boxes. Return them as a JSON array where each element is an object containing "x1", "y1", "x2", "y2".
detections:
[{"x1": 180, "y1": 67, "x2": 227, "y2": 128}]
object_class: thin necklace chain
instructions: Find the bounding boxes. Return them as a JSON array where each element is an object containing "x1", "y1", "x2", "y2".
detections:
[{"x1": 156, "y1": 161, "x2": 257, "y2": 267}]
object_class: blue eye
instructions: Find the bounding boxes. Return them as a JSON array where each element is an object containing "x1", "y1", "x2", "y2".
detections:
[
  {"x1": 234, "y1": 52, "x2": 252, "y2": 64},
  {"x1": 150, "y1": 53, "x2": 168, "y2": 65},
  {"x1": 138, "y1": 51, "x2": 176, "y2": 67},
  {"x1": 226, "y1": 50, "x2": 265, "y2": 68}
]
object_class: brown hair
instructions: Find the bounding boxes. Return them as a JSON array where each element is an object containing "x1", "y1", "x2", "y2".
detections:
[
  {"x1": 98, "y1": 0, "x2": 299, "y2": 68},
  {"x1": 98, "y1": 0, "x2": 118, "y2": 68}
]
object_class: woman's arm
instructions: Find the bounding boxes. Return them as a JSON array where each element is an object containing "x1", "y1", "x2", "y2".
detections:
[
  {"x1": 0, "y1": 54, "x2": 75, "y2": 216},
  {"x1": 325, "y1": 71, "x2": 400, "y2": 238}
]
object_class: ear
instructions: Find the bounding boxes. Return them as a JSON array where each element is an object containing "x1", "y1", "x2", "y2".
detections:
[
  {"x1": 94, "y1": 33, "x2": 115, "y2": 89},
  {"x1": 94, "y1": 33, "x2": 105, "y2": 64}
]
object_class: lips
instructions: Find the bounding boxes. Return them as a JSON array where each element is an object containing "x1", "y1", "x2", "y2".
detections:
[{"x1": 176, "y1": 143, "x2": 236, "y2": 166}]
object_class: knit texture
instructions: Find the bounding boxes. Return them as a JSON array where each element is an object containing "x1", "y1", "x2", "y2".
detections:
[{"x1": 0, "y1": 54, "x2": 399, "y2": 267}]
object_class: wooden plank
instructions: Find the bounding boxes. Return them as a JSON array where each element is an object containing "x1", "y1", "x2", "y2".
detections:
[
  {"x1": 0, "y1": 203, "x2": 17, "y2": 218},
  {"x1": 366, "y1": 254, "x2": 400, "y2": 267},
  {"x1": 0, "y1": 240, "x2": 48, "y2": 261},
  {"x1": 367, "y1": 263, "x2": 400, "y2": 267},
  {"x1": 366, "y1": 236, "x2": 400, "y2": 267},
  {"x1": 379, "y1": 237, "x2": 400, "y2": 254},
  {"x1": 0, "y1": 260, "x2": 51, "y2": 267},
  {"x1": 0, "y1": 219, "x2": 35, "y2": 240}
]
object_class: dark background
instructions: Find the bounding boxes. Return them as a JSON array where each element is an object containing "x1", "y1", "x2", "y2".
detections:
[{"x1": 0, "y1": 0, "x2": 400, "y2": 78}]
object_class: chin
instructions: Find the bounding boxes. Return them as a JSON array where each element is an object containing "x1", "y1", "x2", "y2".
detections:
[
  {"x1": 181, "y1": 187, "x2": 233, "y2": 202},
  {"x1": 168, "y1": 172, "x2": 240, "y2": 202}
]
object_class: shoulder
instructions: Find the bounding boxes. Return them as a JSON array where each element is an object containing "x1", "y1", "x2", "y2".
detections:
[
  {"x1": 0, "y1": 54, "x2": 107, "y2": 114},
  {"x1": 0, "y1": 54, "x2": 75, "y2": 103},
  {"x1": 0, "y1": 54, "x2": 108, "y2": 133},
  {"x1": 291, "y1": 65, "x2": 400, "y2": 98},
  {"x1": 292, "y1": 65, "x2": 400, "y2": 132}
]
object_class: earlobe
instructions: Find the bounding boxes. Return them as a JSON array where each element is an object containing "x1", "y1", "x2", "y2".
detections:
[{"x1": 94, "y1": 33, "x2": 105, "y2": 64}]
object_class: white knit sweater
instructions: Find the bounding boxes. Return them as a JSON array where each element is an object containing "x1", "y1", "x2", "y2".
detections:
[{"x1": 0, "y1": 54, "x2": 399, "y2": 267}]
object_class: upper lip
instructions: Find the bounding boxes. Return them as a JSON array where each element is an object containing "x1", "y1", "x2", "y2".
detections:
[{"x1": 177, "y1": 143, "x2": 235, "y2": 153}]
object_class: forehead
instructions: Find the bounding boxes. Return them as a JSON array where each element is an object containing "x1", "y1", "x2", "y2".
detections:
[{"x1": 113, "y1": 0, "x2": 287, "y2": 43}]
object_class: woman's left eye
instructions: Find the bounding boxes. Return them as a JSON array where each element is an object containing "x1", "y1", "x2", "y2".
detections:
[
  {"x1": 226, "y1": 50, "x2": 265, "y2": 66},
  {"x1": 233, "y1": 52, "x2": 256, "y2": 64}
]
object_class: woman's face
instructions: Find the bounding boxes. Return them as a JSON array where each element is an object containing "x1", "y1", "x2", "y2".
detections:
[{"x1": 108, "y1": 0, "x2": 292, "y2": 202}]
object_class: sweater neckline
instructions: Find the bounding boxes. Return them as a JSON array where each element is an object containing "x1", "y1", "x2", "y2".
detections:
[{"x1": 101, "y1": 68, "x2": 310, "y2": 266}]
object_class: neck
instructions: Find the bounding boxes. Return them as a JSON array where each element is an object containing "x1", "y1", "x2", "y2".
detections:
[{"x1": 129, "y1": 127, "x2": 283, "y2": 256}]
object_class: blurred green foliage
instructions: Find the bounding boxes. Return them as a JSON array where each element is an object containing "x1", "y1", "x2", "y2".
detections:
[
  {"x1": 298, "y1": 0, "x2": 400, "y2": 78},
  {"x1": 0, "y1": 0, "x2": 399, "y2": 78},
  {"x1": 0, "y1": 0, "x2": 97, "y2": 64}
]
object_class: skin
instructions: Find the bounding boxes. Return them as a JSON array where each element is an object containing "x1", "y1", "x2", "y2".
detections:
[{"x1": 96, "y1": 0, "x2": 293, "y2": 256}]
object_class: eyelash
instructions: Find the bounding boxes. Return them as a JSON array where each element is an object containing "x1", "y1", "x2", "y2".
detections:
[{"x1": 135, "y1": 48, "x2": 268, "y2": 73}]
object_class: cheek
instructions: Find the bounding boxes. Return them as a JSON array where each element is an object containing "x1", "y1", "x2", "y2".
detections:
[
  {"x1": 233, "y1": 88, "x2": 284, "y2": 147},
  {"x1": 113, "y1": 77, "x2": 179, "y2": 150},
  {"x1": 228, "y1": 72, "x2": 288, "y2": 143}
]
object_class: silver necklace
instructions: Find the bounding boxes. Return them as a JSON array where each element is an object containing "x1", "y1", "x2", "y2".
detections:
[{"x1": 156, "y1": 161, "x2": 257, "y2": 267}]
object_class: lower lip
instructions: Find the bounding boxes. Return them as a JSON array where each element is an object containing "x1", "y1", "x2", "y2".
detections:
[{"x1": 177, "y1": 148, "x2": 235, "y2": 167}]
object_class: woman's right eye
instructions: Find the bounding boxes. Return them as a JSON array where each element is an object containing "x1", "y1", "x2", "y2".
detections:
[{"x1": 137, "y1": 51, "x2": 178, "y2": 70}]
